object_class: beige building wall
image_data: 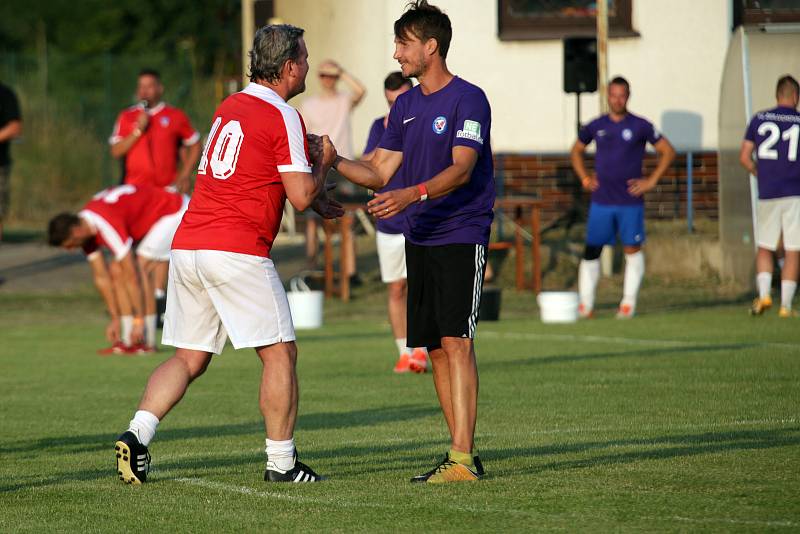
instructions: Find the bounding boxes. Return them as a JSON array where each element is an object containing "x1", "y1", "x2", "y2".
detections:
[{"x1": 276, "y1": 0, "x2": 731, "y2": 154}]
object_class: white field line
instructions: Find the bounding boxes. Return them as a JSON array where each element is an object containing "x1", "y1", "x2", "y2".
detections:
[
  {"x1": 479, "y1": 330, "x2": 800, "y2": 351},
  {"x1": 172, "y1": 477, "x2": 798, "y2": 528}
]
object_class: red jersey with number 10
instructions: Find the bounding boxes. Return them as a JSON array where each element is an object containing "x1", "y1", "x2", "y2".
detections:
[{"x1": 171, "y1": 83, "x2": 312, "y2": 258}]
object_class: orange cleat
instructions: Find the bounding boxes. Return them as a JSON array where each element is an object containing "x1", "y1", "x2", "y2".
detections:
[
  {"x1": 97, "y1": 342, "x2": 128, "y2": 356},
  {"x1": 393, "y1": 352, "x2": 412, "y2": 373},
  {"x1": 616, "y1": 303, "x2": 635, "y2": 319},
  {"x1": 408, "y1": 348, "x2": 428, "y2": 374},
  {"x1": 578, "y1": 303, "x2": 594, "y2": 319}
]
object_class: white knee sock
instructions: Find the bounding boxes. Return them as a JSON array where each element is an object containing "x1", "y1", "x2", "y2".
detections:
[
  {"x1": 578, "y1": 259, "x2": 600, "y2": 311},
  {"x1": 622, "y1": 251, "x2": 645, "y2": 307},
  {"x1": 395, "y1": 338, "x2": 410, "y2": 356},
  {"x1": 781, "y1": 280, "x2": 797, "y2": 310},
  {"x1": 756, "y1": 272, "x2": 772, "y2": 300},
  {"x1": 128, "y1": 410, "x2": 159, "y2": 446},
  {"x1": 266, "y1": 438, "x2": 296, "y2": 471},
  {"x1": 154, "y1": 288, "x2": 166, "y2": 299},
  {"x1": 121, "y1": 315, "x2": 133, "y2": 346},
  {"x1": 145, "y1": 314, "x2": 157, "y2": 348}
]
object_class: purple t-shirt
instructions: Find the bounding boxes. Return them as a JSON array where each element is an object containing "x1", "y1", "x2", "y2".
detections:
[
  {"x1": 364, "y1": 116, "x2": 405, "y2": 234},
  {"x1": 744, "y1": 106, "x2": 800, "y2": 200},
  {"x1": 578, "y1": 113, "x2": 662, "y2": 206},
  {"x1": 379, "y1": 77, "x2": 495, "y2": 246}
]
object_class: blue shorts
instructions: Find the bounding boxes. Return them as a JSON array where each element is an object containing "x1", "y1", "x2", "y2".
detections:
[{"x1": 586, "y1": 203, "x2": 646, "y2": 247}]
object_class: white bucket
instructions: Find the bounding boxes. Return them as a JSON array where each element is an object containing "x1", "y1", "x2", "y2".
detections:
[
  {"x1": 287, "y1": 276, "x2": 324, "y2": 329},
  {"x1": 536, "y1": 291, "x2": 579, "y2": 324}
]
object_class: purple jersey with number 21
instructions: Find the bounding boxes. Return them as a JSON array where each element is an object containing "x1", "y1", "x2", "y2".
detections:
[
  {"x1": 379, "y1": 76, "x2": 495, "y2": 246},
  {"x1": 744, "y1": 106, "x2": 800, "y2": 199}
]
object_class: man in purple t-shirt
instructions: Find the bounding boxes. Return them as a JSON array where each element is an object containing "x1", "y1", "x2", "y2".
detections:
[
  {"x1": 571, "y1": 76, "x2": 675, "y2": 319},
  {"x1": 362, "y1": 71, "x2": 429, "y2": 373},
  {"x1": 740, "y1": 75, "x2": 800, "y2": 317},
  {"x1": 331, "y1": 1, "x2": 493, "y2": 483}
]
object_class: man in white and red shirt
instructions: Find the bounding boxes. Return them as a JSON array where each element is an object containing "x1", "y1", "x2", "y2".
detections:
[
  {"x1": 109, "y1": 69, "x2": 201, "y2": 193},
  {"x1": 47, "y1": 184, "x2": 188, "y2": 353},
  {"x1": 112, "y1": 25, "x2": 341, "y2": 486}
]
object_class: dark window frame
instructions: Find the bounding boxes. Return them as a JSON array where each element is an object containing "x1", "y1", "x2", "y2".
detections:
[{"x1": 498, "y1": 0, "x2": 639, "y2": 41}]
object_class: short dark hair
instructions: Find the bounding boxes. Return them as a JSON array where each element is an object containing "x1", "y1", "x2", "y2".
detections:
[
  {"x1": 394, "y1": 0, "x2": 452, "y2": 59},
  {"x1": 384, "y1": 71, "x2": 412, "y2": 91},
  {"x1": 609, "y1": 76, "x2": 630, "y2": 94},
  {"x1": 48, "y1": 213, "x2": 81, "y2": 247},
  {"x1": 138, "y1": 68, "x2": 161, "y2": 81},
  {"x1": 248, "y1": 24, "x2": 305, "y2": 84},
  {"x1": 776, "y1": 75, "x2": 799, "y2": 99}
]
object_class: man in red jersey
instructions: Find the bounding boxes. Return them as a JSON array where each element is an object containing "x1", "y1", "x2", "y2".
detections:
[
  {"x1": 48, "y1": 185, "x2": 189, "y2": 354},
  {"x1": 109, "y1": 69, "x2": 201, "y2": 194},
  {"x1": 113, "y1": 24, "x2": 341, "y2": 485}
]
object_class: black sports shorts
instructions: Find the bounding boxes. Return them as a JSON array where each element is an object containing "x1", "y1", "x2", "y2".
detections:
[{"x1": 405, "y1": 241, "x2": 487, "y2": 350}]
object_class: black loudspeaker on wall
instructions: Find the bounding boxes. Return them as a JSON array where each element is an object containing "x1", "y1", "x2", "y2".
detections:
[{"x1": 563, "y1": 37, "x2": 598, "y2": 94}]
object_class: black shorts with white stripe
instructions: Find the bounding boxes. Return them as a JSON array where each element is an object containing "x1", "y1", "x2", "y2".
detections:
[{"x1": 405, "y1": 241, "x2": 487, "y2": 350}]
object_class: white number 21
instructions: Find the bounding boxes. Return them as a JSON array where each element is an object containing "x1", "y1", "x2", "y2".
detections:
[{"x1": 757, "y1": 122, "x2": 799, "y2": 162}]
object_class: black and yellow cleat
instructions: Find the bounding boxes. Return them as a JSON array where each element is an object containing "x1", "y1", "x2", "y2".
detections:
[
  {"x1": 115, "y1": 431, "x2": 150, "y2": 485},
  {"x1": 750, "y1": 296, "x2": 773, "y2": 316},
  {"x1": 411, "y1": 453, "x2": 484, "y2": 483}
]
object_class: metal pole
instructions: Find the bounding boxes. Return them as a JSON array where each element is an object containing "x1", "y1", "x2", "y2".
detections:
[
  {"x1": 687, "y1": 151, "x2": 694, "y2": 233},
  {"x1": 597, "y1": 0, "x2": 609, "y2": 114},
  {"x1": 242, "y1": 0, "x2": 255, "y2": 87},
  {"x1": 576, "y1": 91, "x2": 582, "y2": 136}
]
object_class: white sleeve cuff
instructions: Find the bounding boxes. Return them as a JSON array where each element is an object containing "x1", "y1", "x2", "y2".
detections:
[
  {"x1": 277, "y1": 164, "x2": 312, "y2": 174},
  {"x1": 112, "y1": 240, "x2": 133, "y2": 262},
  {"x1": 183, "y1": 131, "x2": 201, "y2": 146},
  {"x1": 108, "y1": 135, "x2": 123, "y2": 145}
]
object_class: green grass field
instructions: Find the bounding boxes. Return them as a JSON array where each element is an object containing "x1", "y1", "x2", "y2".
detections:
[{"x1": 1, "y1": 285, "x2": 799, "y2": 532}]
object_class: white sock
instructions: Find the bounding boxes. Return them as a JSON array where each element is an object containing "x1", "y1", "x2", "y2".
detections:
[
  {"x1": 266, "y1": 438, "x2": 296, "y2": 471},
  {"x1": 145, "y1": 314, "x2": 157, "y2": 348},
  {"x1": 128, "y1": 410, "x2": 159, "y2": 446},
  {"x1": 395, "y1": 338, "x2": 411, "y2": 356},
  {"x1": 756, "y1": 272, "x2": 772, "y2": 300},
  {"x1": 154, "y1": 288, "x2": 166, "y2": 299},
  {"x1": 121, "y1": 315, "x2": 133, "y2": 346},
  {"x1": 622, "y1": 251, "x2": 645, "y2": 307},
  {"x1": 781, "y1": 280, "x2": 797, "y2": 309},
  {"x1": 578, "y1": 259, "x2": 600, "y2": 310}
]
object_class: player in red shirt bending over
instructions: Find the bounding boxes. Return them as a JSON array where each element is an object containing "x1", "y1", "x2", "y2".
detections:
[
  {"x1": 48, "y1": 185, "x2": 188, "y2": 353},
  {"x1": 113, "y1": 24, "x2": 341, "y2": 485},
  {"x1": 109, "y1": 69, "x2": 201, "y2": 194}
]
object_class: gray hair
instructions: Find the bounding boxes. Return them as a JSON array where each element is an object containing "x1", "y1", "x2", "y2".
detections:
[{"x1": 248, "y1": 24, "x2": 305, "y2": 84}]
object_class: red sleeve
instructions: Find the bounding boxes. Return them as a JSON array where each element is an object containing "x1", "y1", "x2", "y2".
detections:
[
  {"x1": 109, "y1": 111, "x2": 134, "y2": 144},
  {"x1": 275, "y1": 108, "x2": 312, "y2": 174}
]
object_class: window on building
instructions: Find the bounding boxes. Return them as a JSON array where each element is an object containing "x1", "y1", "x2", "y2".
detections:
[
  {"x1": 498, "y1": 0, "x2": 637, "y2": 41},
  {"x1": 733, "y1": 0, "x2": 800, "y2": 28}
]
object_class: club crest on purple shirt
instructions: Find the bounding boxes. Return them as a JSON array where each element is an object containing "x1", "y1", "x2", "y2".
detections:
[
  {"x1": 622, "y1": 128, "x2": 633, "y2": 141},
  {"x1": 432, "y1": 116, "x2": 447, "y2": 134}
]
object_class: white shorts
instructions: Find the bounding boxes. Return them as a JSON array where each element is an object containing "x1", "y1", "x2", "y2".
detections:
[
  {"x1": 757, "y1": 196, "x2": 800, "y2": 251},
  {"x1": 376, "y1": 231, "x2": 407, "y2": 283},
  {"x1": 137, "y1": 196, "x2": 190, "y2": 261},
  {"x1": 162, "y1": 250, "x2": 295, "y2": 354}
]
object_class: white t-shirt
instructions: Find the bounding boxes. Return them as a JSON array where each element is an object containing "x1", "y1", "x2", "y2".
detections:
[{"x1": 300, "y1": 92, "x2": 354, "y2": 159}]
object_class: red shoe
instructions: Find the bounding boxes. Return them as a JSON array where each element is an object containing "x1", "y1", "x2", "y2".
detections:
[
  {"x1": 97, "y1": 342, "x2": 127, "y2": 356},
  {"x1": 393, "y1": 353, "x2": 412, "y2": 373},
  {"x1": 616, "y1": 303, "x2": 635, "y2": 319},
  {"x1": 578, "y1": 303, "x2": 594, "y2": 319},
  {"x1": 134, "y1": 344, "x2": 157, "y2": 355},
  {"x1": 408, "y1": 348, "x2": 428, "y2": 374}
]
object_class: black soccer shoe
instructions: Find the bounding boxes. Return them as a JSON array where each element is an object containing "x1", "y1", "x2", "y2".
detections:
[
  {"x1": 264, "y1": 453, "x2": 324, "y2": 483},
  {"x1": 156, "y1": 295, "x2": 167, "y2": 329},
  {"x1": 410, "y1": 453, "x2": 485, "y2": 483},
  {"x1": 115, "y1": 431, "x2": 150, "y2": 485}
]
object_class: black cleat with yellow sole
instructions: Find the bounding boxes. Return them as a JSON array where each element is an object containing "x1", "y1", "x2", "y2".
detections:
[
  {"x1": 115, "y1": 431, "x2": 150, "y2": 484},
  {"x1": 411, "y1": 453, "x2": 485, "y2": 483}
]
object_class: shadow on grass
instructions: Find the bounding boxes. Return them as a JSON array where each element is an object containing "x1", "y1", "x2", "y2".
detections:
[
  {"x1": 484, "y1": 426, "x2": 800, "y2": 477},
  {"x1": 0, "y1": 404, "x2": 439, "y2": 457},
  {"x1": 480, "y1": 342, "x2": 755, "y2": 370}
]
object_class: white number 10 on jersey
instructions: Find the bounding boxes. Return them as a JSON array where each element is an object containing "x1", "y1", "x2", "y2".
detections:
[{"x1": 198, "y1": 117, "x2": 245, "y2": 179}]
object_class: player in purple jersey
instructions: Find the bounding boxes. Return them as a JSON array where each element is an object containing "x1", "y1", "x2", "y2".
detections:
[
  {"x1": 571, "y1": 76, "x2": 675, "y2": 319},
  {"x1": 362, "y1": 72, "x2": 431, "y2": 373},
  {"x1": 740, "y1": 75, "x2": 800, "y2": 318},
  {"x1": 327, "y1": 0, "x2": 492, "y2": 483}
]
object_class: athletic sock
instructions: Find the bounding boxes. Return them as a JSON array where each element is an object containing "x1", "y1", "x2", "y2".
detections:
[
  {"x1": 449, "y1": 448, "x2": 474, "y2": 468},
  {"x1": 154, "y1": 288, "x2": 166, "y2": 300},
  {"x1": 145, "y1": 314, "x2": 157, "y2": 348},
  {"x1": 395, "y1": 338, "x2": 410, "y2": 356},
  {"x1": 128, "y1": 410, "x2": 159, "y2": 447},
  {"x1": 622, "y1": 251, "x2": 645, "y2": 307},
  {"x1": 266, "y1": 438, "x2": 296, "y2": 471},
  {"x1": 578, "y1": 259, "x2": 600, "y2": 311},
  {"x1": 121, "y1": 315, "x2": 133, "y2": 346},
  {"x1": 756, "y1": 272, "x2": 772, "y2": 300},
  {"x1": 781, "y1": 280, "x2": 797, "y2": 310}
]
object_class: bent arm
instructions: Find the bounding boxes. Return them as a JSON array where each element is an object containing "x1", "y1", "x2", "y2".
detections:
[
  {"x1": 420, "y1": 146, "x2": 478, "y2": 199},
  {"x1": 89, "y1": 253, "x2": 120, "y2": 318},
  {"x1": 648, "y1": 137, "x2": 676, "y2": 184},
  {"x1": 176, "y1": 142, "x2": 201, "y2": 192},
  {"x1": 340, "y1": 70, "x2": 366, "y2": 108},
  {"x1": 0, "y1": 119, "x2": 22, "y2": 143},
  {"x1": 335, "y1": 148, "x2": 402, "y2": 191},
  {"x1": 739, "y1": 140, "x2": 757, "y2": 176},
  {"x1": 110, "y1": 130, "x2": 143, "y2": 159},
  {"x1": 570, "y1": 140, "x2": 590, "y2": 184},
  {"x1": 115, "y1": 252, "x2": 144, "y2": 319}
]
